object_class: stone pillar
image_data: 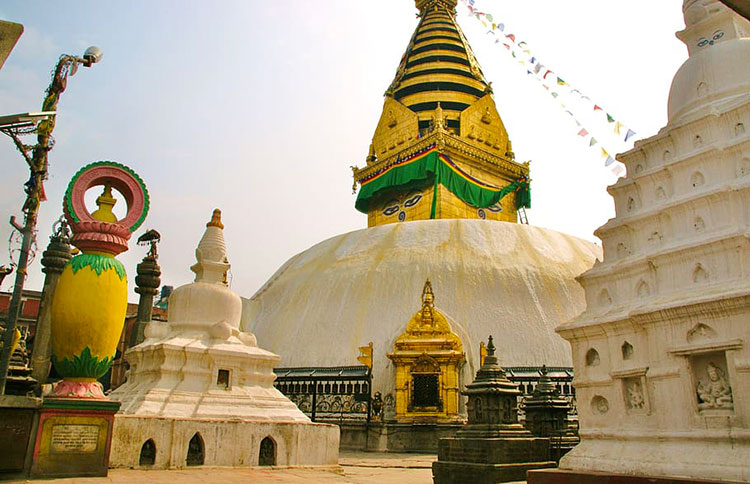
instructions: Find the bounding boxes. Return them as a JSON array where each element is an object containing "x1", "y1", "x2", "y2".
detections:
[
  {"x1": 132, "y1": 253, "x2": 161, "y2": 346},
  {"x1": 30, "y1": 219, "x2": 72, "y2": 385}
]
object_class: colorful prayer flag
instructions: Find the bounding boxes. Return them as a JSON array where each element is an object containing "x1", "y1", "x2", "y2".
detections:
[
  {"x1": 578, "y1": 128, "x2": 588, "y2": 137},
  {"x1": 506, "y1": 33, "x2": 516, "y2": 42},
  {"x1": 593, "y1": 105, "x2": 602, "y2": 111},
  {"x1": 606, "y1": 114, "x2": 615, "y2": 123},
  {"x1": 543, "y1": 70, "x2": 553, "y2": 79},
  {"x1": 625, "y1": 129, "x2": 637, "y2": 142},
  {"x1": 557, "y1": 77, "x2": 566, "y2": 85},
  {"x1": 589, "y1": 138, "x2": 598, "y2": 147},
  {"x1": 605, "y1": 156, "x2": 615, "y2": 166},
  {"x1": 615, "y1": 121, "x2": 624, "y2": 135}
]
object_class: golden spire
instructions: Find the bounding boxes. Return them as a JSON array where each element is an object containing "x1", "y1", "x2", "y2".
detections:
[
  {"x1": 91, "y1": 183, "x2": 118, "y2": 223},
  {"x1": 206, "y1": 208, "x2": 224, "y2": 229},
  {"x1": 421, "y1": 278, "x2": 435, "y2": 325}
]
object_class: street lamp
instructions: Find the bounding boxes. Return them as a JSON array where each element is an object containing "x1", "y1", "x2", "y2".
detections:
[{"x1": 0, "y1": 47, "x2": 103, "y2": 394}]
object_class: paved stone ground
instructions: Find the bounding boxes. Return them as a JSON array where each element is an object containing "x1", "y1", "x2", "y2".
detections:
[{"x1": 9, "y1": 452, "x2": 527, "y2": 483}]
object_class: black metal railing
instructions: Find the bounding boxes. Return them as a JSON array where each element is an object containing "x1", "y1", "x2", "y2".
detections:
[
  {"x1": 506, "y1": 366, "x2": 577, "y2": 419},
  {"x1": 274, "y1": 365, "x2": 372, "y2": 422}
]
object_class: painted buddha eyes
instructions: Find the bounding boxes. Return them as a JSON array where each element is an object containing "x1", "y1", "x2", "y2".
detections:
[
  {"x1": 382, "y1": 201, "x2": 400, "y2": 217},
  {"x1": 697, "y1": 30, "x2": 724, "y2": 47},
  {"x1": 403, "y1": 194, "x2": 423, "y2": 208},
  {"x1": 382, "y1": 192, "x2": 423, "y2": 217}
]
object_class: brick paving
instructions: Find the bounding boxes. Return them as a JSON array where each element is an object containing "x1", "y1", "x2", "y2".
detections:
[{"x1": 9, "y1": 451, "x2": 526, "y2": 483}]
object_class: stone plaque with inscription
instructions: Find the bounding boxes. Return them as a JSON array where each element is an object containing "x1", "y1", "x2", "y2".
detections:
[{"x1": 50, "y1": 424, "x2": 100, "y2": 453}]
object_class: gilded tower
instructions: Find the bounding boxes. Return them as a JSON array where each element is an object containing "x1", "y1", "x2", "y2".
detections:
[{"x1": 353, "y1": 0, "x2": 530, "y2": 227}]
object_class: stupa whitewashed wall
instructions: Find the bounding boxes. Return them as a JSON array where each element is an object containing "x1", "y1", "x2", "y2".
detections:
[{"x1": 557, "y1": 1, "x2": 750, "y2": 481}]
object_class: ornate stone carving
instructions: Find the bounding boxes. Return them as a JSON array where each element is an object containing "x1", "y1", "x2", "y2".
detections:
[
  {"x1": 696, "y1": 360, "x2": 733, "y2": 409},
  {"x1": 624, "y1": 379, "x2": 645, "y2": 410}
]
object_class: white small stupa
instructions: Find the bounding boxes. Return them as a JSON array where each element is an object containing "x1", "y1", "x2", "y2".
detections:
[
  {"x1": 545, "y1": 1, "x2": 750, "y2": 482},
  {"x1": 109, "y1": 209, "x2": 338, "y2": 469}
]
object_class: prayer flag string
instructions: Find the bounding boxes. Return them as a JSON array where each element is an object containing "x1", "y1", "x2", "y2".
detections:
[{"x1": 461, "y1": 0, "x2": 636, "y2": 176}]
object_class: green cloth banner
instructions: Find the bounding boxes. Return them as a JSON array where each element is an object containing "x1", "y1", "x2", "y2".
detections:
[{"x1": 355, "y1": 148, "x2": 530, "y2": 216}]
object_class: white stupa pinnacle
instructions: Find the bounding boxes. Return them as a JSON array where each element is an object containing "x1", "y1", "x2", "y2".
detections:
[
  {"x1": 191, "y1": 208, "x2": 230, "y2": 284},
  {"x1": 669, "y1": 0, "x2": 750, "y2": 123}
]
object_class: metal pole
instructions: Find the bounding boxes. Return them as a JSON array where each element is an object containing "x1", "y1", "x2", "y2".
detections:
[{"x1": 0, "y1": 54, "x2": 90, "y2": 394}]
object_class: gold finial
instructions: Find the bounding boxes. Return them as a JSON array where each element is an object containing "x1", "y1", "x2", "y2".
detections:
[
  {"x1": 421, "y1": 278, "x2": 435, "y2": 325},
  {"x1": 91, "y1": 183, "x2": 118, "y2": 223},
  {"x1": 207, "y1": 209, "x2": 224, "y2": 229}
]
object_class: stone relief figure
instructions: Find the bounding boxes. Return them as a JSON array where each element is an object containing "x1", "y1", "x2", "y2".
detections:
[
  {"x1": 697, "y1": 362, "x2": 733, "y2": 409},
  {"x1": 627, "y1": 381, "x2": 645, "y2": 409}
]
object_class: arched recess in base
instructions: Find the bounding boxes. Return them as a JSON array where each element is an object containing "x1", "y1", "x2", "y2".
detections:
[
  {"x1": 259, "y1": 436, "x2": 276, "y2": 466},
  {"x1": 186, "y1": 432, "x2": 204, "y2": 466},
  {"x1": 139, "y1": 439, "x2": 156, "y2": 466}
]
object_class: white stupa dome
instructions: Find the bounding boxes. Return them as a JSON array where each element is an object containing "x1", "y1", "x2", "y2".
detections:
[
  {"x1": 242, "y1": 219, "x2": 600, "y2": 395},
  {"x1": 668, "y1": 0, "x2": 750, "y2": 124}
]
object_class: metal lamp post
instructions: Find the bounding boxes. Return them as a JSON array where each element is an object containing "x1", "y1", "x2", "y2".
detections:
[{"x1": 0, "y1": 46, "x2": 103, "y2": 395}]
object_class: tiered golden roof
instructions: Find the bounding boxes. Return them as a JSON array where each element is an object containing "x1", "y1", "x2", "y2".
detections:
[{"x1": 352, "y1": 0, "x2": 529, "y2": 227}]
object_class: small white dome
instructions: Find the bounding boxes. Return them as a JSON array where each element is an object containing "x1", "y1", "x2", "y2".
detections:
[
  {"x1": 243, "y1": 219, "x2": 600, "y2": 394},
  {"x1": 668, "y1": 38, "x2": 750, "y2": 124}
]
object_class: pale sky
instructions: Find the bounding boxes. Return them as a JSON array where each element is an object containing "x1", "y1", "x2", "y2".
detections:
[{"x1": 0, "y1": 1, "x2": 687, "y2": 301}]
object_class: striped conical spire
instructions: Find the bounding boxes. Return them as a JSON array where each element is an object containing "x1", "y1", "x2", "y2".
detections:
[{"x1": 387, "y1": 0, "x2": 490, "y2": 128}]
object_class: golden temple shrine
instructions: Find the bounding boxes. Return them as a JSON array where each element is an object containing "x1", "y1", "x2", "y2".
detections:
[
  {"x1": 387, "y1": 279, "x2": 465, "y2": 423},
  {"x1": 353, "y1": 0, "x2": 530, "y2": 227}
]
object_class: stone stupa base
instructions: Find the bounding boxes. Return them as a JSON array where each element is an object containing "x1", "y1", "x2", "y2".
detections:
[
  {"x1": 109, "y1": 414, "x2": 339, "y2": 469},
  {"x1": 432, "y1": 436, "x2": 555, "y2": 484}
]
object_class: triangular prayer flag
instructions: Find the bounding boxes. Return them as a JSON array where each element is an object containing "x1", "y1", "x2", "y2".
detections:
[
  {"x1": 625, "y1": 129, "x2": 637, "y2": 142},
  {"x1": 530, "y1": 57, "x2": 536, "y2": 64},
  {"x1": 506, "y1": 33, "x2": 516, "y2": 42},
  {"x1": 593, "y1": 105, "x2": 602, "y2": 111},
  {"x1": 606, "y1": 113, "x2": 615, "y2": 123},
  {"x1": 481, "y1": 20, "x2": 487, "y2": 27},
  {"x1": 557, "y1": 77, "x2": 566, "y2": 85},
  {"x1": 589, "y1": 137, "x2": 598, "y2": 147},
  {"x1": 605, "y1": 156, "x2": 615, "y2": 167},
  {"x1": 543, "y1": 70, "x2": 553, "y2": 79},
  {"x1": 497, "y1": 23, "x2": 505, "y2": 32},
  {"x1": 615, "y1": 121, "x2": 624, "y2": 135},
  {"x1": 543, "y1": 85, "x2": 549, "y2": 91},
  {"x1": 518, "y1": 41, "x2": 527, "y2": 48},
  {"x1": 527, "y1": 70, "x2": 533, "y2": 75},
  {"x1": 511, "y1": 51, "x2": 516, "y2": 58},
  {"x1": 613, "y1": 165, "x2": 625, "y2": 176},
  {"x1": 578, "y1": 128, "x2": 588, "y2": 137},
  {"x1": 534, "y1": 64, "x2": 543, "y2": 74},
  {"x1": 486, "y1": 13, "x2": 493, "y2": 22},
  {"x1": 601, "y1": 147, "x2": 609, "y2": 158},
  {"x1": 551, "y1": 92, "x2": 559, "y2": 98},
  {"x1": 503, "y1": 43, "x2": 511, "y2": 50},
  {"x1": 491, "y1": 23, "x2": 496, "y2": 30}
]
